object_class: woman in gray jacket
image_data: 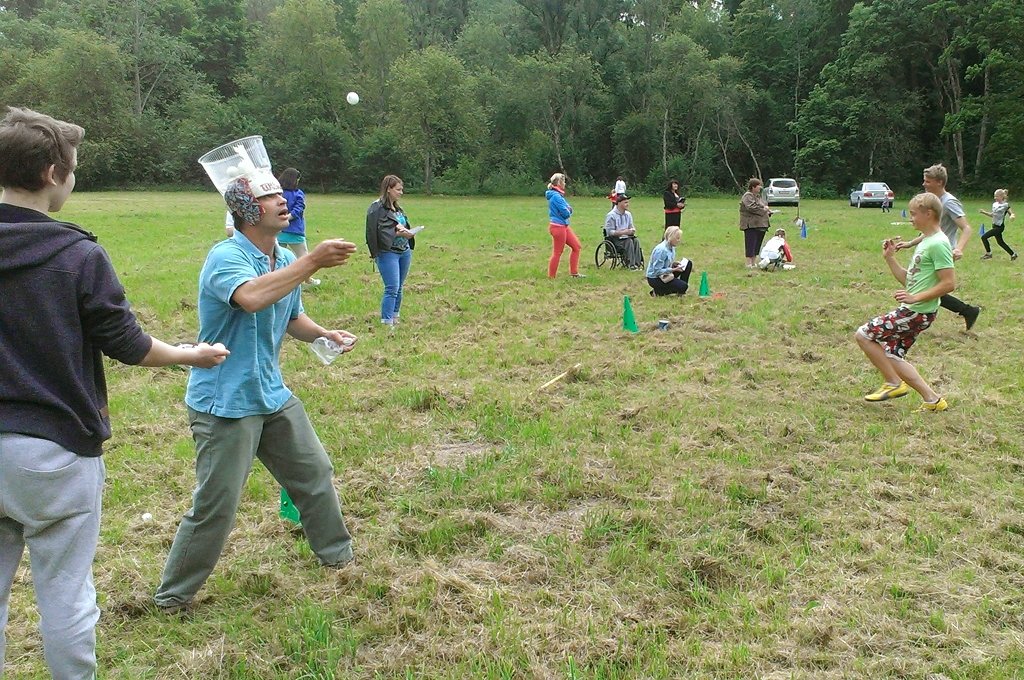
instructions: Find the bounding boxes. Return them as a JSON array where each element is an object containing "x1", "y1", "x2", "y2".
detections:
[
  {"x1": 739, "y1": 177, "x2": 773, "y2": 268},
  {"x1": 366, "y1": 175, "x2": 416, "y2": 327}
]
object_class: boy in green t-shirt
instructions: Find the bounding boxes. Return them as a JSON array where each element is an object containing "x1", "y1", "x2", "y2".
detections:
[{"x1": 855, "y1": 192, "x2": 955, "y2": 411}]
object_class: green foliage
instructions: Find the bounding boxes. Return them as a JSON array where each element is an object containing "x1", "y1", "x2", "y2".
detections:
[
  {"x1": 243, "y1": 0, "x2": 356, "y2": 127},
  {"x1": 511, "y1": 48, "x2": 607, "y2": 177},
  {"x1": 389, "y1": 46, "x2": 487, "y2": 192},
  {"x1": 355, "y1": 0, "x2": 412, "y2": 118},
  {"x1": 290, "y1": 119, "x2": 357, "y2": 193},
  {"x1": 2, "y1": 0, "x2": 1023, "y2": 194},
  {"x1": 434, "y1": 156, "x2": 486, "y2": 195},
  {"x1": 182, "y1": 0, "x2": 251, "y2": 97},
  {"x1": 1, "y1": 28, "x2": 136, "y2": 186},
  {"x1": 792, "y1": 1, "x2": 931, "y2": 191},
  {"x1": 613, "y1": 112, "x2": 660, "y2": 184},
  {"x1": 351, "y1": 126, "x2": 409, "y2": 190}
]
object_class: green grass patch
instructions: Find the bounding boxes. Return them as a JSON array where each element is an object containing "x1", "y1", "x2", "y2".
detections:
[{"x1": 5, "y1": 192, "x2": 1024, "y2": 678}]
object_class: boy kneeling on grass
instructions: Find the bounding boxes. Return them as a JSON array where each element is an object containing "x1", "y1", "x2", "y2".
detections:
[{"x1": 854, "y1": 192, "x2": 954, "y2": 412}]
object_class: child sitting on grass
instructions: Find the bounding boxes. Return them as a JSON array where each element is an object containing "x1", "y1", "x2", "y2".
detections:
[
  {"x1": 757, "y1": 228, "x2": 793, "y2": 270},
  {"x1": 854, "y1": 192, "x2": 955, "y2": 411}
]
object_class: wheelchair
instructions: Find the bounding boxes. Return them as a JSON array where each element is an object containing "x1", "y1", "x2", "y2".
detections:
[{"x1": 594, "y1": 232, "x2": 644, "y2": 270}]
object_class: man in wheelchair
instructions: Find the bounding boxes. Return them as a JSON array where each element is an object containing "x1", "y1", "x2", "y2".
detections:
[{"x1": 603, "y1": 194, "x2": 643, "y2": 269}]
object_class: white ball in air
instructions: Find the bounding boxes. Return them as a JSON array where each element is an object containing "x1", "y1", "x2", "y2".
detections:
[{"x1": 346, "y1": 92, "x2": 359, "y2": 105}]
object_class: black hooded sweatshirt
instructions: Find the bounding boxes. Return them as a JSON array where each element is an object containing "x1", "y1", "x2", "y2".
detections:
[{"x1": 0, "y1": 204, "x2": 152, "y2": 457}]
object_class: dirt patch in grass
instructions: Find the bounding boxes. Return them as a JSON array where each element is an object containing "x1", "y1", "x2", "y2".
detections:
[{"x1": 369, "y1": 439, "x2": 495, "y2": 489}]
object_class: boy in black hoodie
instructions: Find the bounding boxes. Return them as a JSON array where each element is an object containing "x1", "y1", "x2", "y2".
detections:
[{"x1": 0, "y1": 107, "x2": 229, "y2": 679}]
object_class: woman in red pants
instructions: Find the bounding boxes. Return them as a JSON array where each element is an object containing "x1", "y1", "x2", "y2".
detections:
[{"x1": 545, "y1": 173, "x2": 584, "y2": 278}]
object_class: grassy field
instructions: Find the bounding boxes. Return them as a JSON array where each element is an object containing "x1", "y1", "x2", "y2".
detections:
[{"x1": 6, "y1": 191, "x2": 1024, "y2": 679}]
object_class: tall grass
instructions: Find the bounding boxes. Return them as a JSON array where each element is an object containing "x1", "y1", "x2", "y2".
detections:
[{"x1": 5, "y1": 192, "x2": 1023, "y2": 678}]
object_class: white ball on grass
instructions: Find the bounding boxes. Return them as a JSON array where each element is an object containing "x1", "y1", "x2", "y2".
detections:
[
  {"x1": 141, "y1": 512, "x2": 153, "y2": 522},
  {"x1": 346, "y1": 91, "x2": 359, "y2": 105}
]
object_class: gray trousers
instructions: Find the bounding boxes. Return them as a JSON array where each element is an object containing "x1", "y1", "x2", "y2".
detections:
[
  {"x1": 0, "y1": 433, "x2": 104, "y2": 680},
  {"x1": 615, "y1": 236, "x2": 643, "y2": 268},
  {"x1": 155, "y1": 397, "x2": 352, "y2": 607}
]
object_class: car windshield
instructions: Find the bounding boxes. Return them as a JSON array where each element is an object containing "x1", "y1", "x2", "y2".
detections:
[
  {"x1": 862, "y1": 183, "x2": 889, "y2": 191},
  {"x1": 772, "y1": 180, "x2": 797, "y2": 188}
]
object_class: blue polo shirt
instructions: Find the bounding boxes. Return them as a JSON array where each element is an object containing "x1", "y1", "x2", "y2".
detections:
[{"x1": 185, "y1": 231, "x2": 304, "y2": 417}]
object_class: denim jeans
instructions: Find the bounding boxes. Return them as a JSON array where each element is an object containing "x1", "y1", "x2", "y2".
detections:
[{"x1": 377, "y1": 249, "x2": 412, "y2": 322}]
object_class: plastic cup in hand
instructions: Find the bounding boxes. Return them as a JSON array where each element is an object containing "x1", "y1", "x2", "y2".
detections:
[{"x1": 310, "y1": 337, "x2": 353, "y2": 365}]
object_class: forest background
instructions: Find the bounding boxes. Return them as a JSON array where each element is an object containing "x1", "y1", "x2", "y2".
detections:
[{"x1": 1, "y1": 0, "x2": 1021, "y2": 198}]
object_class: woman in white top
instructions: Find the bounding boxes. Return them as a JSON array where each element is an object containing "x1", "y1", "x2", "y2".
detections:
[
  {"x1": 613, "y1": 175, "x2": 626, "y2": 196},
  {"x1": 609, "y1": 175, "x2": 626, "y2": 207}
]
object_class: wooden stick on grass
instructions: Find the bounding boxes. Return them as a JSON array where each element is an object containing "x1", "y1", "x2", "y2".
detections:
[{"x1": 537, "y1": 363, "x2": 583, "y2": 392}]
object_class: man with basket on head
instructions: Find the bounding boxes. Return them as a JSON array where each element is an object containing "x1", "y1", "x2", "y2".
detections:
[{"x1": 155, "y1": 138, "x2": 359, "y2": 613}]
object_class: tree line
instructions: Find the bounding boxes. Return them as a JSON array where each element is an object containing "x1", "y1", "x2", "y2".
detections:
[{"x1": 1, "y1": 0, "x2": 1021, "y2": 196}]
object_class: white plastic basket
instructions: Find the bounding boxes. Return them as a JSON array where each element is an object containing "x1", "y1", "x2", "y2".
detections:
[{"x1": 198, "y1": 135, "x2": 271, "y2": 195}]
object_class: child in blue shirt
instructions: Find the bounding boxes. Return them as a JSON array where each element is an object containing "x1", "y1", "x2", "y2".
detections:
[{"x1": 277, "y1": 167, "x2": 319, "y2": 285}]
